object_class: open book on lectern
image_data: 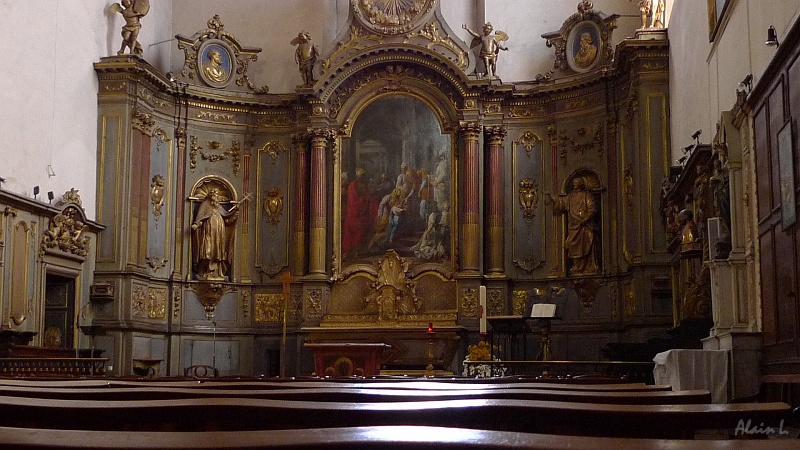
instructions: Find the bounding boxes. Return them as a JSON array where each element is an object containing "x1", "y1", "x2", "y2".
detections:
[{"x1": 530, "y1": 303, "x2": 557, "y2": 318}]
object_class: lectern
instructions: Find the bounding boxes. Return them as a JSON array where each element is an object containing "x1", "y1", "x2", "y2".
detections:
[{"x1": 531, "y1": 303, "x2": 557, "y2": 361}]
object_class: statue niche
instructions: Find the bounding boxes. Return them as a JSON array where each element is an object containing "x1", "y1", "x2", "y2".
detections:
[
  {"x1": 189, "y1": 178, "x2": 242, "y2": 281},
  {"x1": 364, "y1": 250, "x2": 422, "y2": 322}
]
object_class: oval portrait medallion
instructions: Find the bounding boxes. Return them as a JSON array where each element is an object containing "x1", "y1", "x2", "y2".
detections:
[{"x1": 198, "y1": 40, "x2": 234, "y2": 88}]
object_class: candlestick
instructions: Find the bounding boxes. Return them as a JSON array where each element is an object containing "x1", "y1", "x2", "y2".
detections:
[{"x1": 479, "y1": 286, "x2": 487, "y2": 334}]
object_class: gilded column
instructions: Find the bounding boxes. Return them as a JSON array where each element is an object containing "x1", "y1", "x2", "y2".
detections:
[
  {"x1": 485, "y1": 125, "x2": 507, "y2": 275},
  {"x1": 292, "y1": 133, "x2": 309, "y2": 276},
  {"x1": 308, "y1": 128, "x2": 331, "y2": 276},
  {"x1": 460, "y1": 121, "x2": 482, "y2": 273}
]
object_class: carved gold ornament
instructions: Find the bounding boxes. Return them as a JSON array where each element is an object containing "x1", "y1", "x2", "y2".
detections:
[
  {"x1": 263, "y1": 188, "x2": 284, "y2": 226},
  {"x1": 131, "y1": 287, "x2": 147, "y2": 318},
  {"x1": 354, "y1": 0, "x2": 436, "y2": 35},
  {"x1": 40, "y1": 207, "x2": 90, "y2": 258},
  {"x1": 518, "y1": 178, "x2": 539, "y2": 219},
  {"x1": 189, "y1": 136, "x2": 242, "y2": 175},
  {"x1": 364, "y1": 250, "x2": 421, "y2": 322},
  {"x1": 254, "y1": 293, "x2": 284, "y2": 323},
  {"x1": 150, "y1": 175, "x2": 165, "y2": 218},
  {"x1": 148, "y1": 288, "x2": 167, "y2": 319},
  {"x1": 60, "y1": 188, "x2": 82, "y2": 207},
  {"x1": 460, "y1": 288, "x2": 478, "y2": 318}
]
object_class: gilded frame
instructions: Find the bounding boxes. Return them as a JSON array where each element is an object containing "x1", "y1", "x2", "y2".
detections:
[{"x1": 336, "y1": 93, "x2": 455, "y2": 273}]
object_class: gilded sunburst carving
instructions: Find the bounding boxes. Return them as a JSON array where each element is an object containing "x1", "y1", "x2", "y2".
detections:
[{"x1": 354, "y1": 0, "x2": 436, "y2": 34}]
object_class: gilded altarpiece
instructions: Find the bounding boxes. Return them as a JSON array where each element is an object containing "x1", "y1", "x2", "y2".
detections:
[{"x1": 88, "y1": 1, "x2": 674, "y2": 376}]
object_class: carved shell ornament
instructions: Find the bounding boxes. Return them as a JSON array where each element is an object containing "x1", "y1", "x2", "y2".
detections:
[{"x1": 354, "y1": 0, "x2": 436, "y2": 34}]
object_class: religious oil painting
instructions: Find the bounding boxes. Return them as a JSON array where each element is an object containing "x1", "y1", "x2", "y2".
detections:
[
  {"x1": 340, "y1": 94, "x2": 453, "y2": 267},
  {"x1": 567, "y1": 21, "x2": 601, "y2": 72},
  {"x1": 199, "y1": 41, "x2": 233, "y2": 87},
  {"x1": 778, "y1": 119, "x2": 796, "y2": 230}
]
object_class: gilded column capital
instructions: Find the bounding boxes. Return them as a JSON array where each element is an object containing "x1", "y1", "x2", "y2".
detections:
[
  {"x1": 459, "y1": 121, "x2": 482, "y2": 141},
  {"x1": 485, "y1": 125, "x2": 508, "y2": 145},
  {"x1": 308, "y1": 127, "x2": 334, "y2": 145},
  {"x1": 291, "y1": 132, "x2": 309, "y2": 150}
]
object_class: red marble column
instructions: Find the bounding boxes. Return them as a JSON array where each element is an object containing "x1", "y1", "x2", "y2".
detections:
[
  {"x1": 292, "y1": 133, "x2": 309, "y2": 276},
  {"x1": 485, "y1": 126, "x2": 507, "y2": 275},
  {"x1": 460, "y1": 121, "x2": 482, "y2": 273},
  {"x1": 308, "y1": 128, "x2": 331, "y2": 276}
]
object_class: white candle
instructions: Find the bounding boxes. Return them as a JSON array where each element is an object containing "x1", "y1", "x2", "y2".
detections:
[{"x1": 479, "y1": 286, "x2": 487, "y2": 334}]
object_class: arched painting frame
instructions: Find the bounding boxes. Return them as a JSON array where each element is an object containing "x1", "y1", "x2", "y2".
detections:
[{"x1": 337, "y1": 93, "x2": 454, "y2": 270}]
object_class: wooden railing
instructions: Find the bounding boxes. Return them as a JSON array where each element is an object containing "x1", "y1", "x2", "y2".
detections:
[
  {"x1": 0, "y1": 358, "x2": 107, "y2": 377},
  {"x1": 462, "y1": 360, "x2": 655, "y2": 383}
]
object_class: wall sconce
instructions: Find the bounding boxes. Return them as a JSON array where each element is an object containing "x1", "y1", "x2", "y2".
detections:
[
  {"x1": 766, "y1": 25, "x2": 779, "y2": 47},
  {"x1": 737, "y1": 74, "x2": 753, "y2": 95},
  {"x1": 47, "y1": 191, "x2": 55, "y2": 205}
]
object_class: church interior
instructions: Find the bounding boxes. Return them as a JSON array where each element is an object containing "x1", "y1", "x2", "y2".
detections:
[{"x1": 1, "y1": 0, "x2": 800, "y2": 446}]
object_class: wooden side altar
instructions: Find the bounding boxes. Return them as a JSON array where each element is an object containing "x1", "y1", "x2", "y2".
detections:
[{"x1": 304, "y1": 343, "x2": 390, "y2": 377}]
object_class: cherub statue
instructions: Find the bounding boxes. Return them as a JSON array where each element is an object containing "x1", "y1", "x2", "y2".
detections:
[
  {"x1": 109, "y1": 0, "x2": 150, "y2": 56},
  {"x1": 462, "y1": 22, "x2": 509, "y2": 79},
  {"x1": 291, "y1": 31, "x2": 319, "y2": 86}
]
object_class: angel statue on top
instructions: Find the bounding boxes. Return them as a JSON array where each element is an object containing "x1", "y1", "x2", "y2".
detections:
[
  {"x1": 462, "y1": 22, "x2": 509, "y2": 79},
  {"x1": 109, "y1": 0, "x2": 150, "y2": 56}
]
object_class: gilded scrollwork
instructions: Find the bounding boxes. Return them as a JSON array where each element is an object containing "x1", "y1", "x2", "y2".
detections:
[
  {"x1": 40, "y1": 206, "x2": 90, "y2": 258},
  {"x1": 131, "y1": 287, "x2": 147, "y2": 318},
  {"x1": 404, "y1": 21, "x2": 468, "y2": 68},
  {"x1": 364, "y1": 250, "x2": 422, "y2": 322},
  {"x1": 487, "y1": 288, "x2": 504, "y2": 316},
  {"x1": 321, "y1": 26, "x2": 384, "y2": 72},
  {"x1": 189, "y1": 136, "x2": 241, "y2": 175},
  {"x1": 261, "y1": 141, "x2": 287, "y2": 164},
  {"x1": 292, "y1": 293, "x2": 304, "y2": 320},
  {"x1": 460, "y1": 287, "x2": 478, "y2": 318},
  {"x1": 624, "y1": 281, "x2": 635, "y2": 317},
  {"x1": 326, "y1": 64, "x2": 458, "y2": 120},
  {"x1": 263, "y1": 188, "x2": 284, "y2": 226},
  {"x1": 255, "y1": 293, "x2": 284, "y2": 323},
  {"x1": 132, "y1": 108, "x2": 155, "y2": 135},
  {"x1": 146, "y1": 256, "x2": 168, "y2": 270},
  {"x1": 306, "y1": 289, "x2": 323, "y2": 319},
  {"x1": 512, "y1": 290, "x2": 528, "y2": 316},
  {"x1": 354, "y1": 0, "x2": 436, "y2": 35},
  {"x1": 623, "y1": 164, "x2": 635, "y2": 207},
  {"x1": 518, "y1": 178, "x2": 540, "y2": 220},
  {"x1": 516, "y1": 131, "x2": 542, "y2": 158},
  {"x1": 559, "y1": 125, "x2": 604, "y2": 164},
  {"x1": 150, "y1": 175, "x2": 165, "y2": 218},
  {"x1": 148, "y1": 288, "x2": 167, "y2": 319},
  {"x1": 173, "y1": 290, "x2": 181, "y2": 320},
  {"x1": 241, "y1": 290, "x2": 250, "y2": 318}
]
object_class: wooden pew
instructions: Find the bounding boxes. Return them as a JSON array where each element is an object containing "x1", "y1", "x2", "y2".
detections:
[
  {"x1": 0, "y1": 395, "x2": 789, "y2": 438},
  {"x1": 0, "y1": 384, "x2": 712, "y2": 405},
  {"x1": 0, "y1": 425, "x2": 797, "y2": 450},
  {"x1": 0, "y1": 377, "x2": 673, "y2": 392}
]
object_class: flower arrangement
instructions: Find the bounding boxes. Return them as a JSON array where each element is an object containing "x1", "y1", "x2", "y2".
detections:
[{"x1": 462, "y1": 340, "x2": 506, "y2": 378}]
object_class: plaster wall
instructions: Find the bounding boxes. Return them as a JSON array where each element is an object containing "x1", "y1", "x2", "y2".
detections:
[
  {"x1": 669, "y1": 0, "x2": 800, "y2": 161},
  {"x1": 0, "y1": 0, "x2": 172, "y2": 220}
]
